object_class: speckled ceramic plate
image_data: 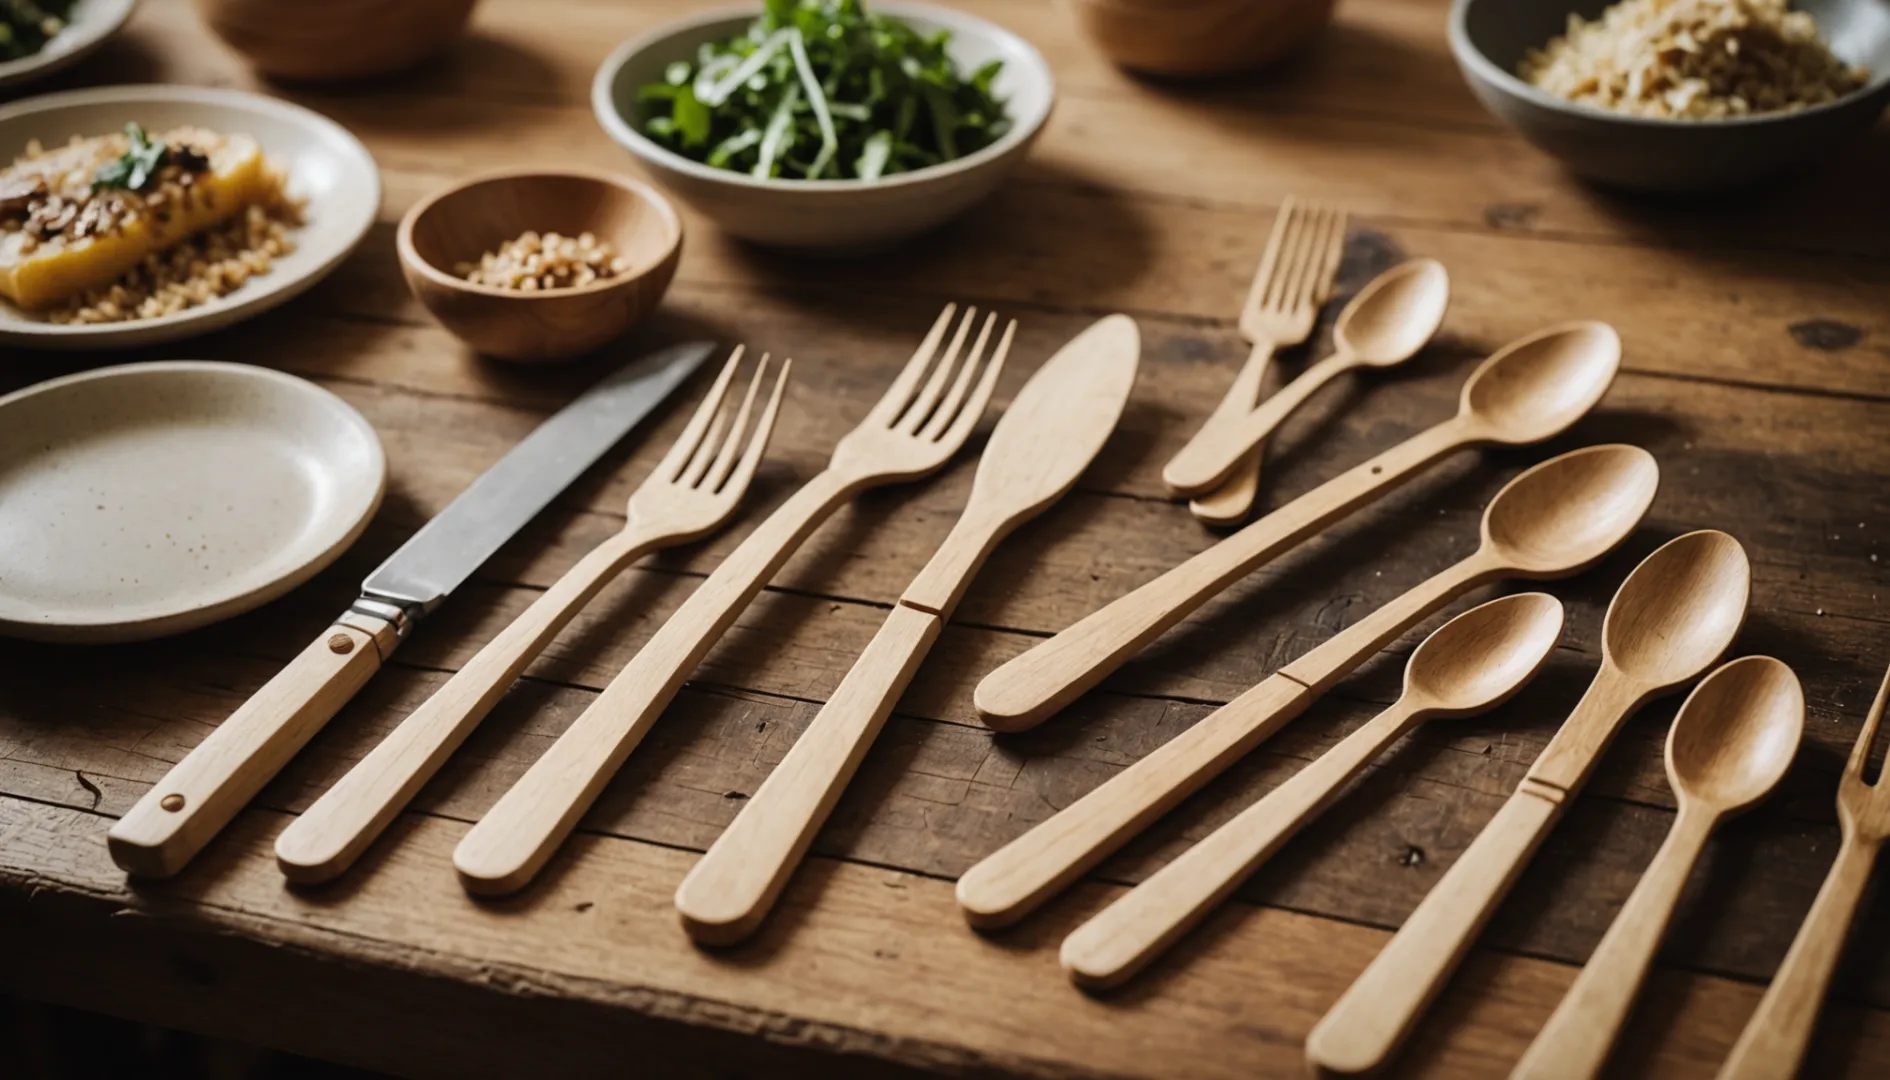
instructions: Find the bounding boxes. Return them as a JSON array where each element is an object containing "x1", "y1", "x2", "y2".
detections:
[
  {"x1": 0, "y1": 361, "x2": 385, "y2": 642},
  {"x1": 0, "y1": 0, "x2": 137, "y2": 92},
  {"x1": 0, "y1": 84, "x2": 380, "y2": 349}
]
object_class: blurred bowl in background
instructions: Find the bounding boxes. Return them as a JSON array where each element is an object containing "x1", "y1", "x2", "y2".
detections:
[
  {"x1": 1060, "y1": 0, "x2": 1337, "y2": 77},
  {"x1": 192, "y1": 0, "x2": 479, "y2": 82}
]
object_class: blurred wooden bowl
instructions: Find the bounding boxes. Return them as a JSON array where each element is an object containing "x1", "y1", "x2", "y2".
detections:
[
  {"x1": 1060, "y1": 0, "x2": 1337, "y2": 77},
  {"x1": 398, "y1": 169, "x2": 683, "y2": 363},
  {"x1": 192, "y1": 0, "x2": 479, "y2": 82}
]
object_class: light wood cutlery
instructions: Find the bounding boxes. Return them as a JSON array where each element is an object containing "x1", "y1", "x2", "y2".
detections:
[
  {"x1": 1060, "y1": 592, "x2": 1565, "y2": 989},
  {"x1": 1168, "y1": 254, "x2": 1449, "y2": 518},
  {"x1": 1182, "y1": 197, "x2": 1346, "y2": 525},
  {"x1": 1718, "y1": 658, "x2": 1890, "y2": 1080},
  {"x1": 274, "y1": 349, "x2": 789, "y2": 883},
  {"x1": 974, "y1": 321, "x2": 1622, "y2": 732},
  {"x1": 1513, "y1": 654, "x2": 1802, "y2": 1080},
  {"x1": 955, "y1": 444, "x2": 1659, "y2": 929},
  {"x1": 452, "y1": 304, "x2": 1012, "y2": 895},
  {"x1": 674, "y1": 315, "x2": 1141, "y2": 946},
  {"x1": 1306, "y1": 529, "x2": 1752, "y2": 1076}
]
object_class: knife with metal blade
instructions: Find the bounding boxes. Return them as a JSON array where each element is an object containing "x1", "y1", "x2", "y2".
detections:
[{"x1": 107, "y1": 341, "x2": 716, "y2": 878}]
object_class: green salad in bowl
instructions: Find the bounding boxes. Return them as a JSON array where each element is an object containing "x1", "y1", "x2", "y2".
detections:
[
  {"x1": 593, "y1": 0, "x2": 1054, "y2": 250},
  {"x1": 635, "y1": 0, "x2": 1012, "y2": 182}
]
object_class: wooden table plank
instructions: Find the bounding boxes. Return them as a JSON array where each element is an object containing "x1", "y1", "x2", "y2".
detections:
[
  {"x1": 7, "y1": 795, "x2": 1890, "y2": 1080},
  {"x1": 5, "y1": 1, "x2": 1890, "y2": 1076}
]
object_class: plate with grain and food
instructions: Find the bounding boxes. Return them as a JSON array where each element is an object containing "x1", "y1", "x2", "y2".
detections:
[{"x1": 0, "y1": 84, "x2": 379, "y2": 348}]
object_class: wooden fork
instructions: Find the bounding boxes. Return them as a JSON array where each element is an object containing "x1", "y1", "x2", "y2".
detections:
[
  {"x1": 1176, "y1": 197, "x2": 1345, "y2": 526},
  {"x1": 451, "y1": 304, "x2": 1012, "y2": 895},
  {"x1": 273, "y1": 348, "x2": 790, "y2": 883},
  {"x1": 1717, "y1": 659, "x2": 1890, "y2": 1080}
]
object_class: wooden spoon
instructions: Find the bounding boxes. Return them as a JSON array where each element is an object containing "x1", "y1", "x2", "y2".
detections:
[
  {"x1": 955, "y1": 444, "x2": 1658, "y2": 930},
  {"x1": 1513, "y1": 655, "x2": 1803, "y2": 1080},
  {"x1": 1061, "y1": 593, "x2": 1564, "y2": 990},
  {"x1": 1177, "y1": 257, "x2": 1451, "y2": 521},
  {"x1": 975, "y1": 321, "x2": 1621, "y2": 732},
  {"x1": 1307, "y1": 530, "x2": 1752, "y2": 1077},
  {"x1": 673, "y1": 315, "x2": 1140, "y2": 947}
]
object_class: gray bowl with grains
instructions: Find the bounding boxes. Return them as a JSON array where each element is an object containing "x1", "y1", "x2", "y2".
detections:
[{"x1": 1451, "y1": 0, "x2": 1890, "y2": 191}]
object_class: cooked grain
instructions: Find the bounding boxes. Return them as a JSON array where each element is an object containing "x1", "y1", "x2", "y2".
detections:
[
  {"x1": 1519, "y1": 0, "x2": 1868, "y2": 119},
  {"x1": 456, "y1": 230, "x2": 633, "y2": 291}
]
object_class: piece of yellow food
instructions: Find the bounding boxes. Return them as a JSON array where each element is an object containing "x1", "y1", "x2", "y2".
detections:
[{"x1": 0, "y1": 128, "x2": 273, "y2": 310}]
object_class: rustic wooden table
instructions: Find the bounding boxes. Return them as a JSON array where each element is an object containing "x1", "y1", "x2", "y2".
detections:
[{"x1": 3, "y1": 1, "x2": 1888, "y2": 1076}]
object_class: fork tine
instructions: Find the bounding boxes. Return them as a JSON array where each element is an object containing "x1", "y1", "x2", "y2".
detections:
[
  {"x1": 1242, "y1": 196, "x2": 1297, "y2": 316},
  {"x1": 867, "y1": 303, "x2": 956, "y2": 426},
  {"x1": 920, "y1": 312, "x2": 996, "y2": 441},
  {"x1": 935, "y1": 318, "x2": 1014, "y2": 450},
  {"x1": 898, "y1": 306, "x2": 976, "y2": 435},
  {"x1": 1262, "y1": 202, "x2": 1319, "y2": 313},
  {"x1": 658, "y1": 345, "x2": 743, "y2": 482},
  {"x1": 1313, "y1": 207, "x2": 1349, "y2": 305},
  {"x1": 701, "y1": 354, "x2": 772, "y2": 491},
  {"x1": 718, "y1": 358, "x2": 792, "y2": 497},
  {"x1": 679, "y1": 368, "x2": 740, "y2": 488},
  {"x1": 1288, "y1": 207, "x2": 1343, "y2": 315},
  {"x1": 1845, "y1": 660, "x2": 1890, "y2": 783}
]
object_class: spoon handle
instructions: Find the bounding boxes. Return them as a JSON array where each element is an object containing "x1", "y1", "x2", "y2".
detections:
[
  {"x1": 1306, "y1": 780, "x2": 1562, "y2": 1075},
  {"x1": 1717, "y1": 833, "x2": 1883, "y2": 1080},
  {"x1": 1512, "y1": 805, "x2": 1719, "y2": 1080},
  {"x1": 957, "y1": 674, "x2": 1314, "y2": 929},
  {"x1": 1166, "y1": 350, "x2": 1356, "y2": 497},
  {"x1": 274, "y1": 524, "x2": 660, "y2": 884},
  {"x1": 1060, "y1": 699, "x2": 1422, "y2": 988},
  {"x1": 974, "y1": 417, "x2": 1472, "y2": 731}
]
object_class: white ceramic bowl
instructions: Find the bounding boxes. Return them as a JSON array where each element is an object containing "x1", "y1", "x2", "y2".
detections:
[
  {"x1": 592, "y1": 2, "x2": 1054, "y2": 251},
  {"x1": 0, "y1": 85, "x2": 381, "y2": 350},
  {"x1": 0, "y1": 0, "x2": 137, "y2": 91}
]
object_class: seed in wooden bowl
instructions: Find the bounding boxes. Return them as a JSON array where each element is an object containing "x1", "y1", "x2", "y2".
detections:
[{"x1": 454, "y1": 230, "x2": 633, "y2": 292}]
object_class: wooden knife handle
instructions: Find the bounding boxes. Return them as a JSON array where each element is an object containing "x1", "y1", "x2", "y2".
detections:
[
  {"x1": 956, "y1": 674, "x2": 1312, "y2": 930},
  {"x1": 275, "y1": 530, "x2": 650, "y2": 883},
  {"x1": 676, "y1": 604, "x2": 941, "y2": 945},
  {"x1": 108, "y1": 612, "x2": 398, "y2": 878},
  {"x1": 1306, "y1": 784, "x2": 1562, "y2": 1075}
]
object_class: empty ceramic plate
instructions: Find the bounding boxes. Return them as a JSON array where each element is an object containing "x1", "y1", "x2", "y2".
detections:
[
  {"x1": 0, "y1": 361, "x2": 385, "y2": 642},
  {"x1": 0, "y1": 0, "x2": 137, "y2": 92},
  {"x1": 0, "y1": 84, "x2": 380, "y2": 349}
]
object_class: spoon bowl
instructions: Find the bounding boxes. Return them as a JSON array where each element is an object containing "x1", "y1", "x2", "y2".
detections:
[
  {"x1": 1668, "y1": 655, "x2": 1804, "y2": 813},
  {"x1": 1604, "y1": 530, "x2": 1750, "y2": 687},
  {"x1": 1461, "y1": 321, "x2": 1620, "y2": 444},
  {"x1": 1335, "y1": 258, "x2": 1452, "y2": 367},
  {"x1": 1482, "y1": 444, "x2": 1659, "y2": 576},
  {"x1": 1405, "y1": 592, "x2": 1564, "y2": 715}
]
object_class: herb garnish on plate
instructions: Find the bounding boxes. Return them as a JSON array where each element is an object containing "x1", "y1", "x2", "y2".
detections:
[
  {"x1": 638, "y1": 0, "x2": 1010, "y2": 181},
  {"x1": 91, "y1": 123, "x2": 210, "y2": 193}
]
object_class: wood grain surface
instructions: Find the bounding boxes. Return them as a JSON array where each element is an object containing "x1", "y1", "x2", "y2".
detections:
[{"x1": 3, "y1": 1, "x2": 1888, "y2": 1077}]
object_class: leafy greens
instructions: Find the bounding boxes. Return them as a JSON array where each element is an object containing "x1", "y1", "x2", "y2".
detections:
[{"x1": 637, "y1": 0, "x2": 1010, "y2": 182}]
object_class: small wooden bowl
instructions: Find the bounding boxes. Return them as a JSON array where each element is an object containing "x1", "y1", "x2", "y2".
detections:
[
  {"x1": 1060, "y1": 0, "x2": 1336, "y2": 77},
  {"x1": 398, "y1": 170, "x2": 683, "y2": 363}
]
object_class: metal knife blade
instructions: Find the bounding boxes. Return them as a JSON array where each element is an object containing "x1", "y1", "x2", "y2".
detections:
[{"x1": 360, "y1": 340, "x2": 715, "y2": 618}]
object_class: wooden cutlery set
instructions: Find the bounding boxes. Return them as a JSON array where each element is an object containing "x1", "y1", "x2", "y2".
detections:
[{"x1": 108, "y1": 200, "x2": 1876, "y2": 1077}]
